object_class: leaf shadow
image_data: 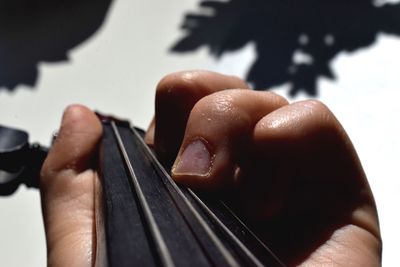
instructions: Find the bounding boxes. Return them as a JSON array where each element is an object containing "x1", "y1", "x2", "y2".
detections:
[
  {"x1": 0, "y1": 0, "x2": 112, "y2": 91},
  {"x1": 171, "y1": 0, "x2": 400, "y2": 96}
]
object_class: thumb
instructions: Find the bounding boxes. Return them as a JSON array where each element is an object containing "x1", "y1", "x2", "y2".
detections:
[{"x1": 40, "y1": 105, "x2": 102, "y2": 266}]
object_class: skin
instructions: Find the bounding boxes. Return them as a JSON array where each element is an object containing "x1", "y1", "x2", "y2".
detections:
[{"x1": 40, "y1": 71, "x2": 381, "y2": 266}]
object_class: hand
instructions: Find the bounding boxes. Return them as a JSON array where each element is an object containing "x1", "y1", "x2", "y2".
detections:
[
  {"x1": 40, "y1": 105, "x2": 102, "y2": 266},
  {"x1": 145, "y1": 71, "x2": 381, "y2": 266},
  {"x1": 39, "y1": 71, "x2": 381, "y2": 266}
]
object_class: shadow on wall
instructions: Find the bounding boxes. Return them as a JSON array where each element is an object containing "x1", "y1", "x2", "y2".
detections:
[
  {"x1": 171, "y1": 0, "x2": 400, "y2": 96},
  {"x1": 0, "y1": 0, "x2": 112, "y2": 91}
]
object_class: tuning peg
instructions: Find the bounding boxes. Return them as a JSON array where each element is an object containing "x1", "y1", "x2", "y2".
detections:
[{"x1": 0, "y1": 125, "x2": 48, "y2": 196}]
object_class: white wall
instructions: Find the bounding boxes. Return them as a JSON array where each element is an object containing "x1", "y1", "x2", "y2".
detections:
[{"x1": 0, "y1": 0, "x2": 398, "y2": 265}]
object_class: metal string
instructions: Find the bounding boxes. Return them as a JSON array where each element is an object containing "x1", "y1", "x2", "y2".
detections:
[
  {"x1": 131, "y1": 127, "x2": 240, "y2": 267},
  {"x1": 187, "y1": 188, "x2": 266, "y2": 267},
  {"x1": 111, "y1": 122, "x2": 175, "y2": 267},
  {"x1": 218, "y1": 201, "x2": 286, "y2": 267}
]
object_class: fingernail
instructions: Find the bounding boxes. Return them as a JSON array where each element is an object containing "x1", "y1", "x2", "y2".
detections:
[{"x1": 172, "y1": 139, "x2": 212, "y2": 176}]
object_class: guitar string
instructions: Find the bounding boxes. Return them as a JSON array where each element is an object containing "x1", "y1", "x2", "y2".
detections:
[
  {"x1": 130, "y1": 127, "x2": 240, "y2": 267},
  {"x1": 111, "y1": 122, "x2": 175, "y2": 267},
  {"x1": 186, "y1": 188, "x2": 265, "y2": 267},
  {"x1": 219, "y1": 201, "x2": 287, "y2": 267}
]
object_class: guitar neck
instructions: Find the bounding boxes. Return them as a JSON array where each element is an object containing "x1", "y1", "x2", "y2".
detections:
[{"x1": 97, "y1": 116, "x2": 285, "y2": 267}]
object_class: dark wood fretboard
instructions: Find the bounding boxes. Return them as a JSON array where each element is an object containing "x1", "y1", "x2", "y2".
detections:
[{"x1": 97, "y1": 117, "x2": 285, "y2": 267}]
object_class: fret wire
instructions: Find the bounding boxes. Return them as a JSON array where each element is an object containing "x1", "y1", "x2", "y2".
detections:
[
  {"x1": 111, "y1": 122, "x2": 175, "y2": 267},
  {"x1": 186, "y1": 188, "x2": 265, "y2": 267},
  {"x1": 219, "y1": 201, "x2": 286, "y2": 267},
  {"x1": 130, "y1": 127, "x2": 240, "y2": 267}
]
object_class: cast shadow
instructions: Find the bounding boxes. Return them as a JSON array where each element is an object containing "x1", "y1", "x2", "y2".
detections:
[
  {"x1": 0, "y1": 0, "x2": 112, "y2": 91},
  {"x1": 171, "y1": 0, "x2": 400, "y2": 96}
]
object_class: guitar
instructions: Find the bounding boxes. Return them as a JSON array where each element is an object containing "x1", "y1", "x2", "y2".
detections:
[{"x1": 0, "y1": 114, "x2": 285, "y2": 267}]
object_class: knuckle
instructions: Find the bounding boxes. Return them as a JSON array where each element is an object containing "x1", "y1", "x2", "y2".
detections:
[
  {"x1": 225, "y1": 75, "x2": 249, "y2": 89},
  {"x1": 303, "y1": 99, "x2": 329, "y2": 112},
  {"x1": 190, "y1": 89, "x2": 252, "y2": 125},
  {"x1": 190, "y1": 89, "x2": 287, "y2": 127},
  {"x1": 156, "y1": 71, "x2": 202, "y2": 102},
  {"x1": 299, "y1": 99, "x2": 334, "y2": 121},
  {"x1": 195, "y1": 90, "x2": 239, "y2": 115},
  {"x1": 264, "y1": 91, "x2": 289, "y2": 106},
  {"x1": 298, "y1": 99, "x2": 342, "y2": 135}
]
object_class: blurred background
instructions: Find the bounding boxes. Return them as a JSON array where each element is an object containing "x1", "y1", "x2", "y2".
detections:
[{"x1": 0, "y1": 0, "x2": 399, "y2": 265}]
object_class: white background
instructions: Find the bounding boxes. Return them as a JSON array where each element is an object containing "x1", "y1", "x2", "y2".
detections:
[{"x1": 0, "y1": 0, "x2": 399, "y2": 266}]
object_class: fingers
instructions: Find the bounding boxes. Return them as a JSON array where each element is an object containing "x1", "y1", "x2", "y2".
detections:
[
  {"x1": 171, "y1": 89, "x2": 288, "y2": 190},
  {"x1": 252, "y1": 100, "x2": 366, "y2": 192},
  {"x1": 148, "y1": 70, "x2": 380, "y2": 265},
  {"x1": 245, "y1": 100, "x2": 380, "y2": 263},
  {"x1": 233, "y1": 100, "x2": 380, "y2": 265},
  {"x1": 40, "y1": 105, "x2": 102, "y2": 266},
  {"x1": 250, "y1": 100, "x2": 378, "y2": 222},
  {"x1": 237, "y1": 100, "x2": 369, "y2": 215},
  {"x1": 149, "y1": 70, "x2": 249, "y2": 167}
]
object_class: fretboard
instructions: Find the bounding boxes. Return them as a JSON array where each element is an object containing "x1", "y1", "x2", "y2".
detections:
[{"x1": 97, "y1": 116, "x2": 285, "y2": 267}]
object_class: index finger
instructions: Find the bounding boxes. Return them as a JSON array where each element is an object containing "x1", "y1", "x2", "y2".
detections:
[{"x1": 147, "y1": 70, "x2": 250, "y2": 168}]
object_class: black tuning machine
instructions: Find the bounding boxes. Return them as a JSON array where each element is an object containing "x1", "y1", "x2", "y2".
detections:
[{"x1": 0, "y1": 125, "x2": 48, "y2": 196}]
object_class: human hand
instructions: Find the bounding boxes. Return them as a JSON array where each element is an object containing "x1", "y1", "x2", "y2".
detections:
[
  {"x1": 40, "y1": 105, "x2": 102, "y2": 266},
  {"x1": 145, "y1": 71, "x2": 381, "y2": 266},
  {"x1": 39, "y1": 71, "x2": 381, "y2": 266}
]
